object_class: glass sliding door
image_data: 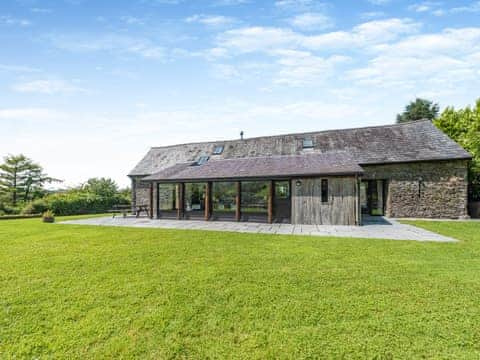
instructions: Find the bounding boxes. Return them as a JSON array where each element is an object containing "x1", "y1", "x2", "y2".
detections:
[
  {"x1": 273, "y1": 181, "x2": 291, "y2": 223},
  {"x1": 157, "y1": 183, "x2": 178, "y2": 219},
  {"x1": 212, "y1": 182, "x2": 237, "y2": 221},
  {"x1": 361, "y1": 180, "x2": 385, "y2": 216},
  {"x1": 184, "y1": 182, "x2": 206, "y2": 220},
  {"x1": 241, "y1": 181, "x2": 268, "y2": 223}
]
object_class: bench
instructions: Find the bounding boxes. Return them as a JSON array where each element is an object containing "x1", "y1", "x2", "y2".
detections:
[
  {"x1": 108, "y1": 205, "x2": 132, "y2": 218},
  {"x1": 108, "y1": 205, "x2": 151, "y2": 218}
]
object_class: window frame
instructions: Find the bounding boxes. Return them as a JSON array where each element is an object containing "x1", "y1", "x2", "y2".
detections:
[
  {"x1": 212, "y1": 145, "x2": 224, "y2": 155},
  {"x1": 321, "y1": 179, "x2": 329, "y2": 204},
  {"x1": 302, "y1": 138, "x2": 314, "y2": 149},
  {"x1": 195, "y1": 155, "x2": 210, "y2": 166}
]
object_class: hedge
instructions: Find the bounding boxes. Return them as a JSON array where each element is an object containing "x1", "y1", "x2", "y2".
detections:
[
  {"x1": 22, "y1": 192, "x2": 130, "y2": 216},
  {"x1": 0, "y1": 214, "x2": 42, "y2": 220}
]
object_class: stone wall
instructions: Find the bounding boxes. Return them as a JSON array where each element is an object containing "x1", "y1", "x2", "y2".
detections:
[
  {"x1": 131, "y1": 176, "x2": 152, "y2": 214},
  {"x1": 362, "y1": 160, "x2": 469, "y2": 219}
]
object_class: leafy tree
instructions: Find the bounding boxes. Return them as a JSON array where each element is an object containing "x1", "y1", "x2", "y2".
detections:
[
  {"x1": 82, "y1": 177, "x2": 119, "y2": 198},
  {"x1": 434, "y1": 99, "x2": 480, "y2": 199},
  {"x1": 396, "y1": 98, "x2": 440, "y2": 123},
  {"x1": 0, "y1": 154, "x2": 59, "y2": 206}
]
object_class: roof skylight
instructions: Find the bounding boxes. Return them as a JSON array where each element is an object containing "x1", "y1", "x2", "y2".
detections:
[
  {"x1": 195, "y1": 155, "x2": 210, "y2": 166},
  {"x1": 213, "y1": 145, "x2": 224, "y2": 155},
  {"x1": 302, "y1": 139, "x2": 314, "y2": 149}
]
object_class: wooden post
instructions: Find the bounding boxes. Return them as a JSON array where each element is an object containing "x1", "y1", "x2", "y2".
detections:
[
  {"x1": 177, "y1": 183, "x2": 184, "y2": 220},
  {"x1": 268, "y1": 180, "x2": 274, "y2": 224},
  {"x1": 236, "y1": 181, "x2": 241, "y2": 222},
  {"x1": 205, "y1": 182, "x2": 212, "y2": 221},
  {"x1": 149, "y1": 182, "x2": 154, "y2": 219}
]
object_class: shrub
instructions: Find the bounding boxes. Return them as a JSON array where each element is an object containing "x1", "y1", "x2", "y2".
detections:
[
  {"x1": 42, "y1": 210, "x2": 55, "y2": 223},
  {"x1": 42, "y1": 191, "x2": 130, "y2": 216},
  {"x1": 21, "y1": 199, "x2": 48, "y2": 215},
  {"x1": 2, "y1": 204, "x2": 22, "y2": 215}
]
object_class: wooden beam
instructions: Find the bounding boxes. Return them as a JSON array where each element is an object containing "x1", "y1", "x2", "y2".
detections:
[
  {"x1": 149, "y1": 182, "x2": 154, "y2": 219},
  {"x1": 177, "y1": 183, "x2": 184, "y2": 220},
  {"x1": 205, "y1": 182, "x2": 212, "y2": 221},
  {"x1": 268, "y1": 180, "x2": 274, "y2": 224},
  {"x1": 236, "y1": 181, "x2": 241, "y2": 222}
]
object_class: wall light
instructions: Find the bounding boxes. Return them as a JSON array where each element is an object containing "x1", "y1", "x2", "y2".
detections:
[{"x1": 296, "y1": 180, "x2": 302, "y2": 187}]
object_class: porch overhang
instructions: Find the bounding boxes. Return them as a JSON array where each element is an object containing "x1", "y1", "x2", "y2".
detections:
[{"x1": 142, "y1": 152, "x2": 364, "y2": 183}]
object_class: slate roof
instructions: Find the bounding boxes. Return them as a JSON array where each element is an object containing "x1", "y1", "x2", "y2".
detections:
[
  {"x1": 129, "y1": 120, "x2": 471, "y2": 178},
  {"x1": 143, "y1": 153, "x2": 363, "y2": 182}
]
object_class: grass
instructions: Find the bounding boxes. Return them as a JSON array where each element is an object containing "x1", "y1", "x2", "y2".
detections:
[{"x1": 1, "y1": 217, "x2": 480, "y2": 358}]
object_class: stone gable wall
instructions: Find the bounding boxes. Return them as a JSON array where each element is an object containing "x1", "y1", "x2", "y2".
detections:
[{"x1": 362, "y1": 160, "x2": 469, "y2": 219}]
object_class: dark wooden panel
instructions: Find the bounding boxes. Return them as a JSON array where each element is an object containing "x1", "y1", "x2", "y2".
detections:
[
  {"x1": 235, "y1": 181, "x2": 241, "y2": 222},
  {"x1": 205, "y1": 182, "x2": 212, "y2": 221}
]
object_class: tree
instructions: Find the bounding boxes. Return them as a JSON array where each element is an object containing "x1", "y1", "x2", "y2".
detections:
[
  {"x1": 434, "y1": 99, "x2": 480, "y2": 199},
  {"x1": 396, "y1": 98, "x2": 440, "y2": 123},
  {"x1": 83, "y1": 177, "x2": 119, "y2": 198},
  {"x1": 0, "y1": 154, "x2": 58, "y2": 206}
]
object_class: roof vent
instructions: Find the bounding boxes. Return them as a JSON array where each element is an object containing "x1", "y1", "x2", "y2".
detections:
[{"x1": 240, "y1": 131, "x2": 244, "y2": 140}]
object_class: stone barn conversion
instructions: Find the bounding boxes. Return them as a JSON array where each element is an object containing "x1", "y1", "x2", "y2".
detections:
[{"x1": 129, "y1": 120, "x2": 471, "y2": 226}]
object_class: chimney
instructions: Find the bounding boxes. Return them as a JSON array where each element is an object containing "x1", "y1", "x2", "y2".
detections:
[{"x1": 240, "y1": 130, "x2": 244, "y2": 140}]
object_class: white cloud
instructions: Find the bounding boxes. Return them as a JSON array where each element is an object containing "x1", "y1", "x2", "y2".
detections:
[
  {"x1": 367, "y1": 0, "x2": 391, "y2": 5},
  {"x1": 0, "y1": 64, "x2": 40, "y2": 73},
  {"x1": 218, "y1": 26, "x2": 299, "y2": 53},
  {"x1": 120, "y1": 16, "x2": 145, "y2": 25},
  {"x1": 272, "y1": 50, "x2": 349, "y2": 86},
  {"x1": 0, "y1": 15, "x2": 31, "y2": 26},
  {"x1": 213, "y1": 0, "x2": 249, "y2": 5},
  {"x1": 30, "y1": 8, "x2": 52, "y2": 13},
  {"x1": 451, "y1": 1, "x2": 480, "y2": 13},
  {"x1": 12, "y1": 79, "x2": 87, "y2": 95},
  {"x1": 360, "y1": 11, "x2": 386, "y2": 19},
  {"x1": 48, "y1": 33, "x2": 166, "y2": 59},
  {"x1": 0, "y1": 108, "x2": 67, "y2": 121},
  {"x1": 409, "y1": 1, "x2": 480, "y2": 16},
  {"x1": 217, "y1": 18, "x2": 420, "y2": 53},
  {"x1": 275, "y1": 0, "x2": 327, "y2": 12},
  {"x1": 408, "y1": 1, "x2": 445, "y2": 15},
  {"x1": 185, "y1": 14, "x2": 236, "y2": 27},
  {"x1": 347, "y1": 27, "x2": 480, "y2": 91},
  {"x1": 289, "y1": 13, "x2": 334, "y2": 31}
]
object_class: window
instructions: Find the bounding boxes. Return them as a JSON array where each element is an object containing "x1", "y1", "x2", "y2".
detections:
[
  {"x1": 194, "y1": 156, "x2": 210, "y2": 166},
  {"x1": 275, "y1": 181, "x2": 290, "y2": 199},
  {"x1": 158, "y1": 184, "x2": 178, "y2": 211},
  {"x1": 212, "y1": 182, "x2": 236, "y2": 214},
  {"x1": 321, "y1": 179, "x2": 328, "y2": 203},
  {"x1": 241, "y1": 181, "x2": 268, "y2": 215},
  {"x1": 302, "y1": 138, "x2": 314, "y2": 149},
  {"x1": 213, "y1": 145, "x2": 224, "y2": 155},
  {"x1": 184, "y1": 183, "x2": 206, "y2": 213}
]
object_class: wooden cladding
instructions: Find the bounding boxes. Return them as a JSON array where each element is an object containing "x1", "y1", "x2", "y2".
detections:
[
  {"x1": 177, "y1": 183, "x2": 184, "y2": 220},
  {"x1": 236, "y1": 181, "x2": 241, "y2": 222},
  {"x1": 291, "y1": 177, "x2": 356, "y2": 225},
  {"x1": 205, "y1": 182, "x2": 212, "y2": 221},
  {"x1": 267, "y1": 180, "x2": 274, "y2": 224},
  {"x1": 149, "y1": 183, "x2": 154, "y2": 219}
]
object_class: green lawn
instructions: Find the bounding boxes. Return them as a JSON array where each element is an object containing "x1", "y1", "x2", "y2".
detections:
[{"x1": 1, "y1": 218, "x2": 480, "y2": 359}]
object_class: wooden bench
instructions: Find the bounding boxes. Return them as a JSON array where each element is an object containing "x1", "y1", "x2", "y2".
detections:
[
  {"x1": 108, "y1": 205, "x2": 151, "y2": 218},
  {"x1": 108, "y1": 205, "x2": 132, "y2": 218}
]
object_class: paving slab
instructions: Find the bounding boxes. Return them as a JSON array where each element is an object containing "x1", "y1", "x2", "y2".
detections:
[{"x1": 59, "y1": 216, "x2": 457, "y2": 242}]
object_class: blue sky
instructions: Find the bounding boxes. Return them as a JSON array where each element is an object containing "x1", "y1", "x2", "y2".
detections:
[{"x1": 1, "y1": 0, "x2": 479, "y2": 187}]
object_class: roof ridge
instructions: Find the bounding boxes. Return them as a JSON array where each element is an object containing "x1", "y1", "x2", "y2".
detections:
[{"x1": 149, "y1": 120, "x2": 433, "y2": 150}]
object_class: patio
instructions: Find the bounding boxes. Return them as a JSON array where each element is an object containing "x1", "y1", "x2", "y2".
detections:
[{"x1": 60, "y1": 216, "x2": 457, "y2": 242}]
